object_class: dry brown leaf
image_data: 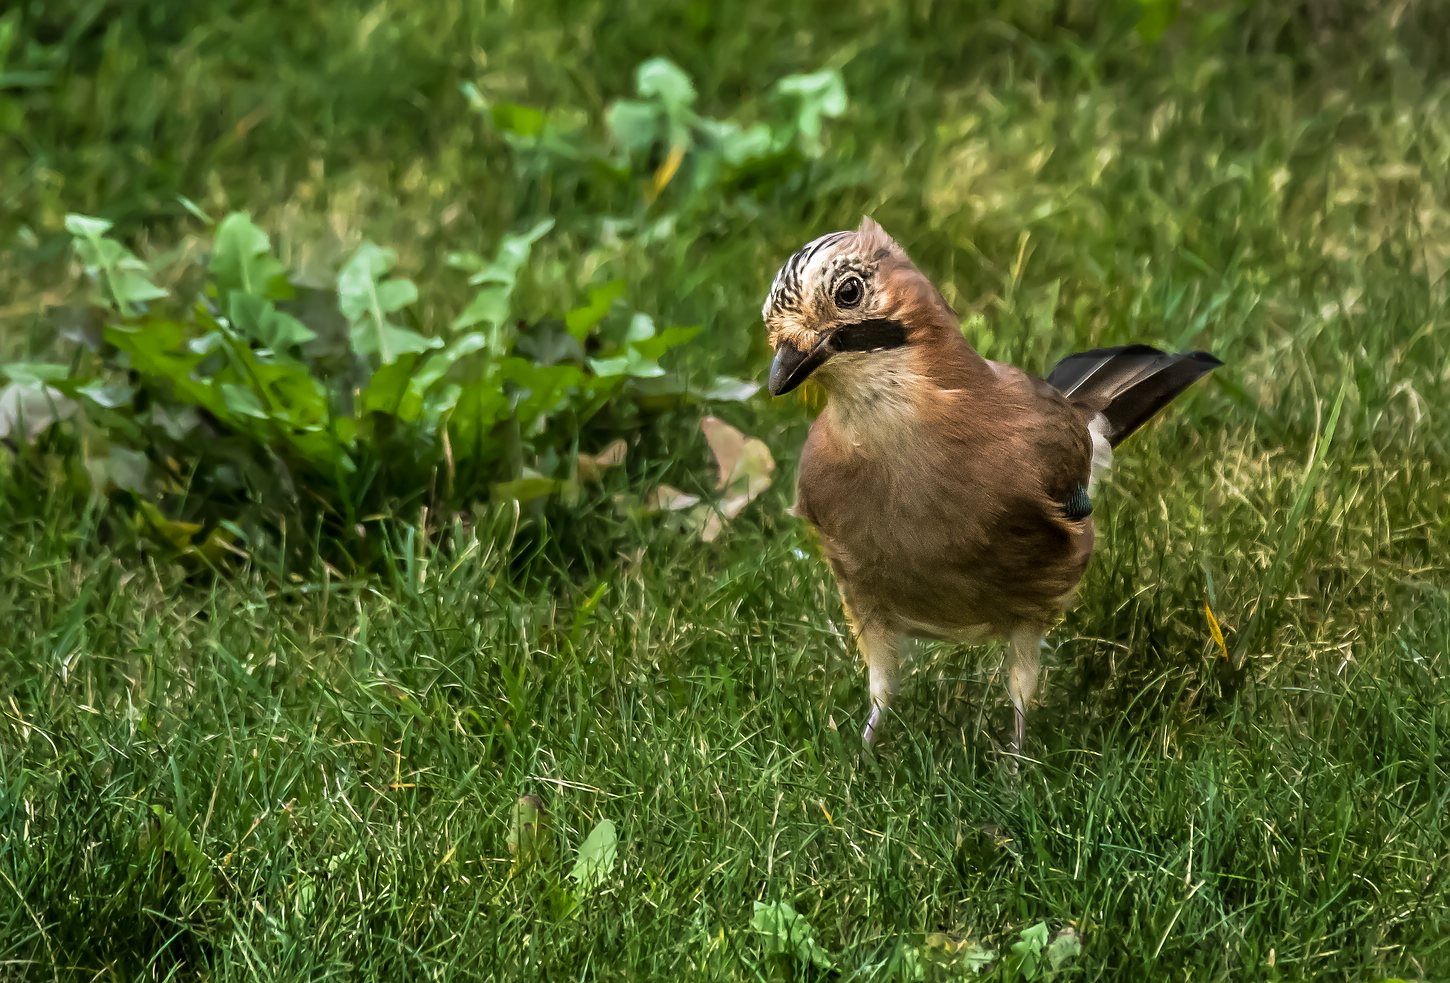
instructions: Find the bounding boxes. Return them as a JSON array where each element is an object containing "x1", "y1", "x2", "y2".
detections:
[
  {"x1": 577, "y1": 438, "x2": 628, "y2": 482},
  {"x1": 693, "y1": 416, "x2": 775, "y2": 541},
  {"x1": 700, "y1": 416, "x2": 774, "y2": 501},
  {"x1": 644, "y1": 484, "x2": 701, "y2": 512}
]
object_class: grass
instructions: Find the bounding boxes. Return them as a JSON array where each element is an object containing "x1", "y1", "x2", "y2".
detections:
[{"x1": 2, "y1": 1, "x2": 1449, "y2": 978}]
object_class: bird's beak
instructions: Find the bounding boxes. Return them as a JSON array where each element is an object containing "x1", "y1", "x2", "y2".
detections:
[{"x1": 768, "y1": 333, "x2": 836, "y2": 396}]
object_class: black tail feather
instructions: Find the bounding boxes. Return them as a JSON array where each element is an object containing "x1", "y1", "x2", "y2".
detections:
[{"x1": 1046, "y1": 345, "x2": 1221, "y2": 446}]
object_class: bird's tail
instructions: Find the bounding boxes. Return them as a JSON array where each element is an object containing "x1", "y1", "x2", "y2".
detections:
[{"x1": 1046, "y1": 344, "x2": 1221, "y2": 447}]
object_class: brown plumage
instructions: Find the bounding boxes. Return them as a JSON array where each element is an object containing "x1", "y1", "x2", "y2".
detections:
[{"x1": 762, "y1": 217, "x2": 1220, "y2": 756}]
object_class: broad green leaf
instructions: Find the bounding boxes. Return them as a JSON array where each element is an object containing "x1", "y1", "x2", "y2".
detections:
[
  {"x1": 636, "y1": 58, "x2": 695, "y2": 110},
  {"x1": 452, "y1": 220, "x2": 553, "y2": 337},
  {"x1": 64, "y1": 213, "x2": 112, "y2": 238},
  {"x1": 77, "y1": 381, "x2": 134, "y2": 408},
  {"x1": 448, "y1": 376, "x2": 511, "y2": 462},
  {"x1": 210, "y1": 212, "x2": 290, "y2": 299},
  {"x1": 489, "y1": 101, "x2": 547, "y2": 138},
  {"x1": 774, "y1": 68, "x2": 847, "y2": 156},
  {"x1": 569, "y1": 818, "x2": 617, "y2": 895},
  {"x1": 452, "y1": 284, "x2": 510, "y2": 333},
  {"x1": 410, "y1": 332, "x2": 490, "y2": 392},
  {"x1": 239, "y1": 357, "x2": 349, "y2": 468},
  {"x1": 66, "y1": 214, "x2": 167, "y2": 316},
  {"x1": 361, "y1": 333, "x2": 489, "y2": 424},
  {"x1": 105, "y1": 320, "x2": 230, "y2": 420},
  {"x1": 515, "y1": 324, "x2": 584, "y2": 365},
  {"x1": 445, "y1": 249, "x2": 489, "y2": 274},
  {"x1": 227, "y1": 292, "x2": 315, "y2": 351},
  {"x1": 220, "y1": 383, "x2": 269, "y2": 420},
  {"x1": 750, "y1": 901, "x2": 833, "y2": 970},
  {"x1": 146, "y1": 805, "x2": 218, "y2": 905},
  {"x1": 106, "y1": 317, "x2": 349, "y2": 470},
  {"x1": 376, "y1": 279, "x2": 419, "y2": 311},
  {"x1": 588, "y1": 349, "x2": 665, "y2": 379},
  {"x1": 876, "y1": 944, "x2": 927, "y2": 980},
  {"x1": 630, "y1": 324, "x2": 700, "y2": 361},
  {"x1": 1, "y1": 362, "x2": 71, "y2": 384},
  {"x1": 607, "y1": 99, "x2": 663, "y2": 153},
  {"x1": 1010, "y1": 922, "x2": 1050, "y2": 980},
  {"x1": 493, "y1": 470, "x2": 566, "y2": 503},
  {"x1": 359, "y1": 354, "x2": 423, "y2": 419},
  {"x1": 706, "y1": 119, "x2": 775, "y2": 165},
  {"x1": 701, "y1": 376, "x2": 760, "y2": 402},
  {"x1": 111, "y1": 271, "x2": 169, "y2": 309},
  {"x1": 470, "y1": 220, "x2": 553, "y2": 286},
  {"x1": 1136, "y1": 0, "x2": 1182, "y2": 42},
  {"x1": 625, "y1": 312, "x2": 655, "y2": 343},
  {"x1": 1046, "y1": 927, "x2": 1082, "y2": 971},
  {"x1": 501, "y1": 359, "x2": 587, "y2": 427},
  {"x1": 338, "y1": 242, "x2": 438, "y2": 364},
  {"x1": 564, "y1": 281, "x2": 626, "y2": 341}
]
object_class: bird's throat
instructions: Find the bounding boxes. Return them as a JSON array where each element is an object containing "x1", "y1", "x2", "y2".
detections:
[{"x1": 821, "y1": 348, "x2": 930, "y2": 454}]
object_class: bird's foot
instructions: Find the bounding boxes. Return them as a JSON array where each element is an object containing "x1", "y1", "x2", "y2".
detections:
[
  {"x1": 861, "y1": 704, "x2": 885, "y2": 748},
  {"x1": 1004, "y1": 704, "x2": 1027, "y2": 775}
]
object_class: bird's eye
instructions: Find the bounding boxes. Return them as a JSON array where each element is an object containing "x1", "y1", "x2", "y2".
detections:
[{"x1": 834, "y1": 275, "x2": 864, "y2": 309}]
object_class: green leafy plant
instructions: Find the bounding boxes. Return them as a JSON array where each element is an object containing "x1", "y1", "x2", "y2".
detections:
[
  {"x1": 750, "y1": 900, "x2": 835, "y2": 971},
  {"x1": 569, "y1": 818, "x2": 618, "y2": 896},
  {"x1": 8, "y1": 211, "x2": 712, "y2": 562},
  {"x1": 467, "y1": 57, "x2": 852, "y2": 221}
]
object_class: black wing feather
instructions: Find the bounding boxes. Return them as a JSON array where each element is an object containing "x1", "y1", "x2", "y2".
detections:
[{"x1": 1046, "y1": 345, "x2": 1221, "y2": 446}]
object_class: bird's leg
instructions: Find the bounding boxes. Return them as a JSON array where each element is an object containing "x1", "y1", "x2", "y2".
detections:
[
  {"x1": 1005, "y1": 629, "x2": 1044, "y2": 764},
  {"x1": 858, "y1": 623, "x2": 902, "y2": 747}
]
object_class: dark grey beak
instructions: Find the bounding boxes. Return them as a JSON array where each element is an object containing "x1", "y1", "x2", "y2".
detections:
[
  {"x1": 766, "y1": 319, "x2": 909, "y2": 397},
  {"x1": 767, "y1": 336, "x2": 834, "y2": 396}
]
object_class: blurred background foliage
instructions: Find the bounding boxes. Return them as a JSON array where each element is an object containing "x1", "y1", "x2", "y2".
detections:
[
  {"x1": 1, "y1": 0, "x2": 1448, "y2": 570},
  {"x1": 1, "y1": 2, "x2": 1448, "y2": 976}
]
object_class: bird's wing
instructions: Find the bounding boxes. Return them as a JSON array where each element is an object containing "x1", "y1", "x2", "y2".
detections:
[{"x1": 979, "y1": 361, "x2": 1097, "y2": 509}]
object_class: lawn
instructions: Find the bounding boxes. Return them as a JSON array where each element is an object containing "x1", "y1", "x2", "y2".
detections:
[{"x1": 2, "y1": 1, "x2": 1448, "y2": 978}]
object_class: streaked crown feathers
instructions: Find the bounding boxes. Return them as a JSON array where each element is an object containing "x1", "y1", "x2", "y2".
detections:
[{"x1": 761, "y1": 217, "x2": 903, "y2": 346}]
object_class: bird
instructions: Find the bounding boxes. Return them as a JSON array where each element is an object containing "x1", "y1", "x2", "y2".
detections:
[{"x1": 762, "y1": 217, "x2": 1221, "y2": 757}]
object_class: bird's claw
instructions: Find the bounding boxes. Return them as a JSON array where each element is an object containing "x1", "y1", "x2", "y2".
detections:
[{"x1": 861, "y1": 704, "x2": 884, "y2": 748}]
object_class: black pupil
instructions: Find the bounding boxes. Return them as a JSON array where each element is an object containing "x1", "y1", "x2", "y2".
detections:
[{"x1": 837, "y1": 278, "x2": 862, "y2": 306}]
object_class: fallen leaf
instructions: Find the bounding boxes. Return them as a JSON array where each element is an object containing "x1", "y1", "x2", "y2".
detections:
[
  {"x1": 570, "y1": 818, "x2": 617, "y2": 895},
  {"x1": 701, "y1": 376, "x2": 761, "y2": 402},
  {"x1": 1204, "y1": 596, "x2": 1229, "y2": 660},
  {"x1": 645, "y1": 484, "x2": 701, "y2": 512},
  {"x1": 699, "y1": 416, "x2": 774, "y2": 537},
  {"x1": 649, "y1": 143, "x2": 687, "y2": 200},
  {"x1": 0, "y1": 382, "x2": 77, "y2": 442},
  {"x1": 577, "y1": 439, "x2": 628, "y2": 482},
  {"x1": 924, "y1": 932, "x2": 995, "y2": 974}
]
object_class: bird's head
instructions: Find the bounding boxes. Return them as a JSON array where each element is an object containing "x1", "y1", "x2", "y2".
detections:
[{"x1": 761, "y1": 217, "x2": 949, "y2": 397}]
